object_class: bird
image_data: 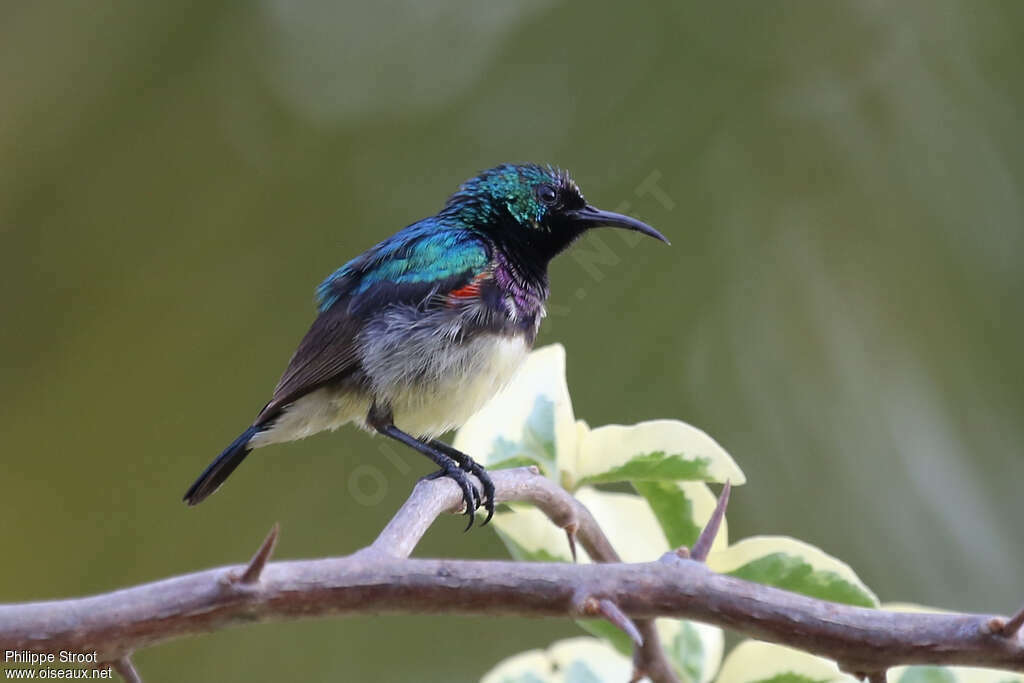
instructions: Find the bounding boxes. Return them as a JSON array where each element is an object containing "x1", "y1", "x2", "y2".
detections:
[{"x1": 183, "y1": 163, "x2": 668, "y2": 528}]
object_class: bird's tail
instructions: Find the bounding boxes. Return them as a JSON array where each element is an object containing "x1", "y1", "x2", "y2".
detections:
[{"x1": 183, "y1": 425, "x2": 261, "y2": 505}]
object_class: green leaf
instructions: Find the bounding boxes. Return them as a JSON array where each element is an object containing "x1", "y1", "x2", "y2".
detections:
[
  {"x1": 656, "y1": 619, "x2": 724, "y2": 683},
  {"x1": 577, "y1": 450, "x2": 712, "y2": 485},
  {"x1": 709, "y1": 537, "x2": 878, "y2": 608},
  {"x1": 716, "y1": 640, "x2": 855, "y2": 683},
  {"x1": 454, "y1": 344, "x2": 578, "y2": 481},
  {"x1": 490, "y1": 673, "x2": 549, "y2": 683},
  {"x1": 488, "y1": 455, "x2": 551, "y2": 474},
  {"x1": 574, "y1": 488, "x2": 670, "y2": 562},
  {"x1": 549, "y1": 638, "x2": 633, "y2": 683},
  {"x1": 669, "y1": 621, "x2": 706, "y2": 682},
  {"x1": 562, "y1": 661, "x2": 604, "y2": 683},
  {"x1": 496, "y1": 486, "x2": 681, "y2": 566},
  {"x1": 632, "y1": 481, "x2": 729, "y2": 551},
  {"x1": 481, "y1": 638, "x2": 634, "y2": 683},
  {"x1": 897, "y1": 668, "x2": 957, "y2": 683},
  {"x1": 726, "y1": 553, "x2": 874, "y2": 607},
  {"x1": 490, "y1": 501, "x2": 577, "y2": 563},
  {"x1": 495, "y1": 527, "x2": 572, "y2": 563},
  {"x1": 492, "y1": 394, "x2": 555, "y2": 460},
  {"x1": 572, "y1": 420, "x2": 745, "y2": 489},
  {"x1": 479, "y1": 394, "x2": 557, "y2": 474},
  {"x1": 577, "y1": 618, "x2": 725, "y2": 683},
  {"x1": 480, "y1": 650, "x2": 553, "y2": 683},
  {"x1": 574, "y1": 619, "x2": 633, "y2": 657},
  {"x1": 633, "y1": 481, "x2": 701, "y2": 548}
]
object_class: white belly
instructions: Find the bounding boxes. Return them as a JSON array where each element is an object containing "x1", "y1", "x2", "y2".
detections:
[
  {"x1": 248, "y1": 387, "x2": 369, "y2": 447},
  {"x1": 251, "y1": 333, "x2": 530, "y2": 447},
  {"x1": 385, "y1": 334, "x2": 530, "y2": 438}
]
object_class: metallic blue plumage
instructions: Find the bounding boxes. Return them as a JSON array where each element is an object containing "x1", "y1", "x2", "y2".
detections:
[{"x1": 316, "y1": 221, "x2": 489, "y2": 312}]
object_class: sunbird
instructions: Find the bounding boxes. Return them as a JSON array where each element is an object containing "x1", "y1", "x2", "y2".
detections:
[{"x1": 184, "y1": 163, "x2": 668, "y2": 527}]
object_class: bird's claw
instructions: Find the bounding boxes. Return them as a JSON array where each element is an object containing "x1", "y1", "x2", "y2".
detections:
[
  {"x1": 459, "y1": 457, "x2": 495, "y2": 526},
  {"x1": 427, "y1": 460, "x2": 481, "y2": 531}
]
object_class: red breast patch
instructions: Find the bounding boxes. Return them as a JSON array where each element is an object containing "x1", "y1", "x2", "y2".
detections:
[{"x1": 448, "y1": 271, "x2": 489, "y2": 302}]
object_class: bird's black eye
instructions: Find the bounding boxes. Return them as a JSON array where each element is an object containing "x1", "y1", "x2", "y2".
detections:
[{"x1": 536, "y1": 183, "x2": 559, "y2": 206}]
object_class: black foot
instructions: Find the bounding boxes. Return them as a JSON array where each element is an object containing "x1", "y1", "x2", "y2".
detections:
[
  {"x1": 369, "y1": 411, "x2": 490, "y2": 532},
  {"x1": 427, "y1": 439, "x2": 495, "y2": 527},
  {"x1": 459, "y1": 457, "x2": 495, "y2": 526},
  {"x1": 426, "y1": 460, "x2": 481, "y2": 531}
]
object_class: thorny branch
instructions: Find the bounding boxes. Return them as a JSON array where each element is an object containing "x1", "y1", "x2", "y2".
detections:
[{"x1": 0, "y1": 468, "x2": 1022, "y2": 682}]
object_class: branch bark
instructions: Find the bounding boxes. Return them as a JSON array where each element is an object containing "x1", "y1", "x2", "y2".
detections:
[{"x1": 1, "y1": 468, "x2": 1021, "y2": 681}]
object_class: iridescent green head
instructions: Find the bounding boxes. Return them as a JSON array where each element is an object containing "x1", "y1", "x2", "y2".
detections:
[{"x1": 442, "y1": 163, "x2": 669, "y2": 259}]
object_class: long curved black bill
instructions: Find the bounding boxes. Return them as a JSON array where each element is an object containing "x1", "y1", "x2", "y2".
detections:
[{"x1": 566, "y1": 204, "x2": 670, "y2": 244}]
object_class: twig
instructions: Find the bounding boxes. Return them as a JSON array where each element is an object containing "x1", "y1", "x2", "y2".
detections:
[
  {"x1": 111, "y1": 656, "x2": 142, "y2": 683},
  {"x1": 355, "y1": 466, "x2": 676, "y2": 681},
  {"x1": 362, "y1": 466, "x2": 588, "y2": 560},
  {"x1": 1, "y1": 468, "x2": 1022, "y2": 680}
]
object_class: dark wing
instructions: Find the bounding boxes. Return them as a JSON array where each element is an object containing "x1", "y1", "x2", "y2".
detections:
[
  {"x1": 254, "y1": 303, "x2": 361, "y2": 426},
  {"x1": 255, "y1": 224, "x2": 491, "y2": 425}
]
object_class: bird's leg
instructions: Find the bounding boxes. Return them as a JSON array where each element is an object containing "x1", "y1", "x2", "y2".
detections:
[
  {"x1": 379, "y1": 426, "x2": 481, "y2": 530},
  {"x1": 428, "y1": 439, "x2": 495, "y2": 525},
  {"x1": 367, "y1": 405, "x2": 480, "y2": 530}
]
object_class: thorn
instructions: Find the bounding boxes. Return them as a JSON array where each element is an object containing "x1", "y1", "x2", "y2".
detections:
[
  {"x1": 565, "y1": 522, "x2": 579, "y2": 563},
  {"x1": 596, "y1": 599, "x2": 643, "y2": 647},
  {"x1": 238, "y1": 523, "x2": 279, "y2": 585},
  {"x1": 576, "y1": 595, "x2": 643, "y2": 648},
  {"x1": 675, "y1": 546, "x2": 690, "y2": 559},
  {"x1": 691, "y1": 480, "x2": 730, "y2": 562},
  {"x1": 998, "y1": 601, "x2": 1024, "y2": 637},
  {"x1": 112, "y1": 656, "x2": 142, "y2": 683},
  {"x1": 527, "y1": 465, "x2": 540, "y2": 475}
]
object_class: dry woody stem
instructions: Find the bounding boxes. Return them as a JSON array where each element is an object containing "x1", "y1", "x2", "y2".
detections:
[{"x1": 1, "y1": 468, "x2": 1021, "y2": 682}]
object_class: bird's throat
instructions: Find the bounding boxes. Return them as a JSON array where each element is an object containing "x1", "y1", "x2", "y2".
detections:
[{"x1": 492, "y1": 248, "x2": 549, "y2": 322}]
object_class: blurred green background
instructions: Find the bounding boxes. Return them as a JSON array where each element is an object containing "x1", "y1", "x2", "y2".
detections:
[{"x1": 2, "y1": 1, "x2": 1022, "y2": 680}]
